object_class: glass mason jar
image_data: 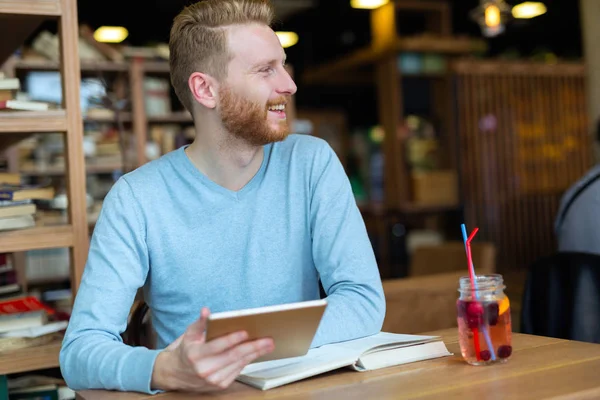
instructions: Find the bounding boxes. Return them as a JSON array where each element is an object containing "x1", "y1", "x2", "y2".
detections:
[{"x1": 456, "y1": 274, "x2": 513, "y2": 365}]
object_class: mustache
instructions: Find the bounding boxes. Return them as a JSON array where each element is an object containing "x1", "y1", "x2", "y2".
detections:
[{"x1": 266, "y1": 96, "x2": 290, "y2": 107}]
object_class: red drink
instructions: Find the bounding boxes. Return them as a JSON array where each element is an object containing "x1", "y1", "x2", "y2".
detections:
[{"x1": 457, "y1": 274, "x2": 512, "y2": 365}]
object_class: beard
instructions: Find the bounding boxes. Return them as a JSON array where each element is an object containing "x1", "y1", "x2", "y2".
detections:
[{"x1": 218, "y1": 85, "x2": 291, "y2": 147}]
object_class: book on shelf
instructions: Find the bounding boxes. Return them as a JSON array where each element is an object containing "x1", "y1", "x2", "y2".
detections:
[
  {"x1": 0, "y1": 172, "x2": 21, "y2": 185},
  {"x1": 0, "y1": 99, "x2": 49, "y2": 111},
  {"x1": 0, "y1": 173, "x2": 46, "y2": 231},
  {"x1": 0, "y1": 77, "x2": 19, "y2": 96},
  {"x1": 0, "y1": 294, "x2": 55, "y2": 315},
  {"x1": 238, "y1": 331, "x2": 452, "y2": 390},
  {"x1": 0, "y1": 198, "x2": 37, "y2": 231},
  {"x1": 0, "y1": 214, "x2": 35, "y2": 231},
  {"x1": 0, "y1": 183, "x2": 55, "y2": 202},
  {"x1": 0, "y1": 294, "x2": 67, "y2": 352},
  {"x1": 0, "y1": 202, "x2": 37, "y2": 219},
  {"x1": 0, "y1": 283, "x2": 20, "y2": 297},
  {"x1": 0, "y1": 309, "x2": 47, "y2": 334}
]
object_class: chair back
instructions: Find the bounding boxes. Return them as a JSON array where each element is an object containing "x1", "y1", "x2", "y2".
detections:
[
  {"x1": 122, "y1": 300, "x2": 153, "y2": 348},
  {"x1": 520, "y1": 251, "x2": 600, "y2": 344}
]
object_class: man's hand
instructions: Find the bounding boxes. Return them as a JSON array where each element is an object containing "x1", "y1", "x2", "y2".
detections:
[{"x1": 151, "y1": 307, "x2": 275, "y2": 392}]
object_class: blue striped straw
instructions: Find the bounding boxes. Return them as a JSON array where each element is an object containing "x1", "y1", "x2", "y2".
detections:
[{"x1": 461, "y1": 223, "x2": 496, "y2": 361}]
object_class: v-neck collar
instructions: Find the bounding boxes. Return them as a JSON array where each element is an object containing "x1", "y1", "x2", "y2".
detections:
[{"x1": 175, "y1": 143, "x2": 272, "y2": 201}]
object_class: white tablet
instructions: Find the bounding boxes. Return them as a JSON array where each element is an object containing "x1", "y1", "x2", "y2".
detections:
[{"x1": 205, "y1": 299, "x2": 328, "y2": 363}]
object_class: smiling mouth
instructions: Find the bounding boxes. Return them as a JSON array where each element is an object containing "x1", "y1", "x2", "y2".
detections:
[{"x1": 267, "y1": 104, "x2": 287, "y2": 119}]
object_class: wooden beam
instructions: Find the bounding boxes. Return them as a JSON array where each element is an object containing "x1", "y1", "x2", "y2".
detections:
[
  {"x1": 302, "y1": 36, "x2": 486, "y2": 85},
  {"x1": 395, "y1": 0, "x2": 449, "y2": 12},
  {"x1": 130, "y1": 58, "x2": 147, "y2": 168},
  {"x1": 452, "y1": 59, "x2": 585, "y2": 76},
  {"x1": 60, "y1": 0, "x2": 89, "y2": 297},
  {"x1": 375, "y1": 56, "x2": 408, "y2": 208},
  {"x1": 301, "y1": 46, "x2": 391, "y2": 85},
  {"x1": 394, "y1": 36, "x2": 487, "y2": 54}
]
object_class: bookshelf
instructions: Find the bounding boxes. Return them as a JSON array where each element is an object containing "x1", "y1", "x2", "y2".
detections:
[
  {"x1": 128, "y1": 58, "x2": 193, "y2": 167},
  {"x1": 302, "y1": 0, "x2": 485, "y2": 212},
  {"x1": 300, "y1": 0, "x2": 485, "y2": 278},
  {"x1": 5, "y1": 57, "x2": 194, "y2": 173},
  {"x1": 0, "y1": 0, "x2": 89, "y2": 384}
]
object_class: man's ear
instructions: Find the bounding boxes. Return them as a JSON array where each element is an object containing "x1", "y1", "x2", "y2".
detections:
[{"x1": 188, "y1": 72, "x2": 218, "y2": 109}]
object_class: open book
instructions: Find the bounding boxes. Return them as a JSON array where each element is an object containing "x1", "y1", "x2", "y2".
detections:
[{"x1": 238, "y1": 332, "x2": 452, "y2": 390}]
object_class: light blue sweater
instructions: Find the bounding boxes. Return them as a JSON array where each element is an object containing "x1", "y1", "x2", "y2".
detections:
[{"x1": 59, "y1": 134, "x2": 385, "y2": 393}]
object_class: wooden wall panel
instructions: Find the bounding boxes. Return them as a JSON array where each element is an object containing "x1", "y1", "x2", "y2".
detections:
[{"x1": 453, "y1": 60, "x2": 595, "y2": 271}]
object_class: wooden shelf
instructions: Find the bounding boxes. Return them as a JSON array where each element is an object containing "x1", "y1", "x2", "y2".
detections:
[
  {"x1": 142, "y1": 61, "x2": 170, "y2": 74},
  {"x1": 20, "y1": 162, "x2": 122, "y2": 176},
  {"x1": 0, "y1": 225, "x2": 74, "y2": 253},
  {"x1": 0, "y1": 110, "x2": 67, "y2": 151},
  {"x1": 0, "y1": 0, "x2": 89, "y2": 379},
  {"x1": 147, "y1": 111, "x2": 192, "y2": 123},
  {"x1": 84, "y1": 112, "x2": 132, "y2": 123},
  {"x1": 302, "y1": 35, "x2": 486, "y2": 85},
  {"x1": 0, "y1": 339, "x2": 61, "y2": 375},
  {"x1": 394, "y1": 35, "x2": 486, "y2": 54},
  {"x1": 84, "y1": 111, "x2": 192, "y2": 124},
  {"x1": 14, "y1": 58, "x2": 128, "y2": 72},
  {"x1": 0, "y1": 110, "x2": 67, "y2": 133},
  {"x1": 0, "y1": 0, "x2": 63, "y2": 65},
  {"x1": 0, "y1": 0, "x2": 61, "y2": 16}
]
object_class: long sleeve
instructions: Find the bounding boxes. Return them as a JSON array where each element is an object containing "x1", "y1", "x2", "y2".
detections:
[
  {"x1": 59, "y1": 178, "x2": 162, "y2": 393},
  {"x1": 309, "y1": 143, "x2": 386, "y2": 348}
]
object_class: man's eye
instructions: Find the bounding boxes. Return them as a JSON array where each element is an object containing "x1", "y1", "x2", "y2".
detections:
[{"x1": 262, "y1": 67, "x2": 274, "y2": 74}]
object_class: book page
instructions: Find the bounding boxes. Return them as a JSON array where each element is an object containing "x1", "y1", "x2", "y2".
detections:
[
  {"x1": 353, "y1": 341, "x2": 452, "y2": 371},
  {"x1": 331, "y1": 332, "x2": 440, "y2": 355}
]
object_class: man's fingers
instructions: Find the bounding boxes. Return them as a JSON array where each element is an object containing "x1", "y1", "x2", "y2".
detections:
[
  {"x1": 194, "y1": 337, "x2": 274, "y2": 379},
  {"x1": 204, "y1": 356, "x2": 253, "y2": 389},
  {"x1": 183, "y1": 307, "x2": 210, "y2": 343},
  {"x1": 204, "y1": 339, "x2": 275, "y2": 389},
  {"x1": 196, "y1": 330, "x2": 250, "y2": 359}
]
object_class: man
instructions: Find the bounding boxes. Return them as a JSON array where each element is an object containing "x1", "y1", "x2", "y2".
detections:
[
  {"x1": 59, "y1": 0, "x2": 385, "y2": 394},
  {"x1": 555, "y1": 162, "x2": 600, "y2": 255}
]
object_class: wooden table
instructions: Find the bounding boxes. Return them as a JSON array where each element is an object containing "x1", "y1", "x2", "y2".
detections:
[{"x1": 76, "y1": 328, "x2": 600, "y2": 399}]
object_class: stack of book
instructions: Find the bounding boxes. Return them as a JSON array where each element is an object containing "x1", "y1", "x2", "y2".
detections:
[
  {"x1": 0, "y1": 172, "x2": 55, "y2": 232},
  {"x1": 0, "y1": 293, "x2": 67, "y2": 353},
  {"x1": 0, "y1": 74, "x2": 49, "y2": 111}
]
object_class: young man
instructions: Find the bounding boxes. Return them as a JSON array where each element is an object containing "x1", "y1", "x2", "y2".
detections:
[{"x1": 60, "y1": 0, "x2": 385, "y2": 394}]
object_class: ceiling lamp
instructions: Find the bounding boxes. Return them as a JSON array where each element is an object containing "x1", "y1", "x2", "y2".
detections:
[
  {"x1": 469, "y1": 0, "x2": 512, "y2": 38},
  {"x1": 350, "y1": 0, "x2": 389, "y2": 10},
  {"x1": 93, "y1": 26, "x2": 129, "y2": 43},
  {"x1": 512, "y1": 2, "x2": 547, "y2": 19},
  {"x1": 276, "y1": 31, "x2": 299, "y2": 48}
]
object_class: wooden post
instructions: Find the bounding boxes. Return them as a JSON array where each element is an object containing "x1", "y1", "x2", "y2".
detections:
[
  {"x1": 130, "y1": 58, "x2": 147, "y2": 168},
  {"x1": 59, "y1": 0, "x2": 89, "y2": 296},
  {"x1": 372, "y1": 2, "x2": 409, "y2": 208},
  {"x1": 580, "y1": 0, "x2": 600, "y2": 161}
]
